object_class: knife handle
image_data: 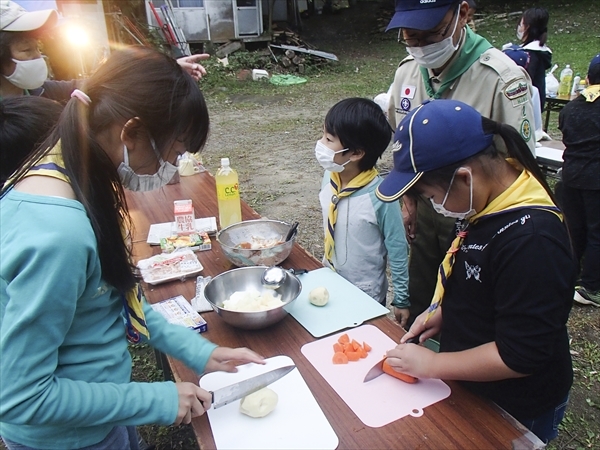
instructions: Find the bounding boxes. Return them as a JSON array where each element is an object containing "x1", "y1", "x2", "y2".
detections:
[{"x1": 403, "y1": 331, "x2": 424, "y2": 345}]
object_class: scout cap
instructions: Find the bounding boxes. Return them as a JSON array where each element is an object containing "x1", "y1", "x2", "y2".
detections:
[
  {"x1": 376, "y1": 99, "x2": 494, "y2": 202},
  {"x1": 386, "y1": 0, "x2": 457, "y2": 32},
  {"x1": 588, "y1": 53, "x2": 600, "y2": 72},
  {"x1": 0, "y1": 0, "x2": 57, "y2": 32},
  {"x1": 503, "y1": 44, "x2": 530, "y2": 69}
]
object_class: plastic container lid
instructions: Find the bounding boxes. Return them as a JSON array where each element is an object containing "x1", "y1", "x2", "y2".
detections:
[{"x1": 221, "y1": 157, "x2": 230, "y2": 167}]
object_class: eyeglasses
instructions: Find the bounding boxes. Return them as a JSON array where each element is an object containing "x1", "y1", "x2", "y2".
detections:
[{"x1": 398, "y1": 7, "x2": 458, "y2": 47}]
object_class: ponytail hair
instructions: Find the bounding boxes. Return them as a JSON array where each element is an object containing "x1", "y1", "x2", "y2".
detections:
[{"x1": 2, "y1": 46, "x2": 210, "y2": 293}]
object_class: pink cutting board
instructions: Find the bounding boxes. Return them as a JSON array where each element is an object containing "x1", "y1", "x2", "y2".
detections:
[{"x1": 301, "y1": 324, "x2": 451, "y2": 428}]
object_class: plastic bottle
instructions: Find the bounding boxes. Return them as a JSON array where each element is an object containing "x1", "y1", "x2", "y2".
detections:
[
  {"x1": 215, "y1": 157, "x2": 242, "y2": 229},
  {"x1": 571, "y1": 73, "x2": 581, "y2": 95},
  {"x1": 558, "y1": 64, "x2": 573, "y2": 97}
]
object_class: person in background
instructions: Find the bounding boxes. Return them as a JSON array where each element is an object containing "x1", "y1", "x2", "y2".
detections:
[
  {"x1": 0, "y1": 0, "x2": 208, "y2": 101},
  {"x1": 316, "y1": 98, "x2": 410, "y2": 326},
  {"x1": 383, "y1": 0, "x2": 536, "y2": 327},
  {"x1": 0, "y1": 95, "x2": 62, "y2": 184},
  {"x1": 466, "y1": 0, "x2": 476, "y2": 32},
  {"x1": 515, "y1": 7, "x2": 552, "y2": 113},
  {"x1": 0, "y1": 46, "x2": 265, "y2": 450},
  {"x1": 377, "y1": 99, "x2": 574, "y2": 444},
  {"x1": 559, "y1": 53, "x2": 600, "y2": 307}
]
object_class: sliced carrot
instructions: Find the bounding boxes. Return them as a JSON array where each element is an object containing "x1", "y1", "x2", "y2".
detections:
[
  {"x1": 363, "y1": 342, "x2": 372, "y2": 352},
  {"x1": 382, "y1": 359, "x2": 418, "y2": 383},
  {"x1": 333, "y1": 342, "x2": 343, "y2": 353},
  {"x1": 351, "y1": 339, "x2": 361, "y2": 351},
  {"x1": 358, "y1": 347, "x2": 368, "y2": 359},
  {"x1": 338, "y1": 333, "x2": 350, "y2": 345},
  {"x1": 332, "y1": 352, "x2": 349, "y2": 364},
  {"x1": 342, "y1": 343, "x2": 353, "y2": 354},
  {"x1": 346, "y1": 351, "x2": 360, "y2": 362}
]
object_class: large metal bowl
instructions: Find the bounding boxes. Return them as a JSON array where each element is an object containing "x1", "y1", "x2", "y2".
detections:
[
  {"x1": 216, "y1": 219, "x2": 296, "y2": 267},
  {"x1": 203, "y1": 266, "x2": 302, "y2": 330}
]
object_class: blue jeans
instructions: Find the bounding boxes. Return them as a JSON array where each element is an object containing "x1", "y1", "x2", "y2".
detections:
[
  {"x1": 2, "y1": 426, "x2": 140, "y2": 450},
  {"x1": 520, "y1": 394, "x2": 569, "y2": 443}
]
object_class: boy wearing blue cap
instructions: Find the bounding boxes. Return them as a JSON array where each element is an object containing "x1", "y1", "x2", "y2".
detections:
[
  {"x1": 384, "y1": 0, "x2": 536, "y2": 327},
  {"x1": 559, "y1": 53, "x2": 600, "y2": 306},
  {"x1": 376, "y1": 99, "x2": 574, "y2": 444}
]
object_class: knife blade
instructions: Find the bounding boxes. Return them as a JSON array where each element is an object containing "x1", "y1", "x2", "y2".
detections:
[
  {"x1": 362, "y1": 334, "x2": 422, "y2": 383},
  {"x1": 210, "y1": 364, "x2": 295, "y2": 409}
]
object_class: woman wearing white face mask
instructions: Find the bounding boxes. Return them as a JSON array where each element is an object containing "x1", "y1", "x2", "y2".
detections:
[
  {"x1": 0, "y1": 46, "x2": 265, "y2": 450},
  {"x1": 376, "y1": 99, "x2": 575, "y2": 444},
  {"x1": 315, "y1": 98, "x2": 410, "y2": 327}
]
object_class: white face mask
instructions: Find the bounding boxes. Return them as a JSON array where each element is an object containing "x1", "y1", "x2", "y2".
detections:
[
  {"x1": 3, "y1": 57, "x2": 48, "y2": 90},
  {"x1": 430, "y1": 168, "x2": 476, "y2": 220},
  {"x1": 406, "y1": 7, "x2": 462, "y2": 69},
  {"x1": 516, "y1": 25, "x2": 525, "y2": 41},
  {"x1": 314, "y1": 140, "x2": 350, "y2": 173},
  {"x1": 117, "y1": 142, "x2": 178, "y2": 192}
]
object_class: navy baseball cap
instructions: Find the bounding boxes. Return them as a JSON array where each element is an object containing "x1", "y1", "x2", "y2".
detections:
[
  {"x1": 589, "y1": 53, "x2": 600, "y2": 72},
  {"x1": 503, "y1": 44, "x2": 530, "y2": 69},
  {"x1": 386, "y1": 0, "x2": 457, "y2": 32},
  {"x1": 376, "y1": 99, "x2": 494, "y2": 202}
]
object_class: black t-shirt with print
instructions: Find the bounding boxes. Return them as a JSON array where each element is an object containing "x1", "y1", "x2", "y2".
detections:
[{"x1": 439, "y1": 208, "x2": 575, "y2": 421}]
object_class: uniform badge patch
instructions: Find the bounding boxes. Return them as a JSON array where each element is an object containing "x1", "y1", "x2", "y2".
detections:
[
  {"x1": 504, "y1": 80, "x2": 528, "y2": 100},
  {"x1": 401, "y1": 84, "x2": 416, "y2": 99},
  {"x1": 400, "y1": 97, "x2": 411, "y2": 111},
  {"x1": 520, "y1": 119, "x2": 532, "y2": 142}
]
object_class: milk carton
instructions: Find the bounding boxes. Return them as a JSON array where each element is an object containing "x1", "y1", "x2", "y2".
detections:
[{"x1": 174, "y1": 200, "x2": 195, "y2": 235}]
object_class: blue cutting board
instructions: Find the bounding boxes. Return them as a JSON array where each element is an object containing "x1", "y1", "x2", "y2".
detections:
[{"x1": 286, "y1": 267, "x2": 389, "y2": 338}]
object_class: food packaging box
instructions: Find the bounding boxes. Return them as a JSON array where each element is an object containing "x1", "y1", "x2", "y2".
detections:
[
  {"x1": 146, "y1": 217, "x2": 217, "y2": 245},
  {"x1": 137, "y1": 249, "x2": 203, "y2": 285},
  {"x1": 174, "y1": 200, "x2": 195, "y2": 235},
  {"x1": 150, "y1": 295, "x2": 207, "y2": 333},
  {"x1": 160, "y1": 232, "x2": 211, "y2": 253}
]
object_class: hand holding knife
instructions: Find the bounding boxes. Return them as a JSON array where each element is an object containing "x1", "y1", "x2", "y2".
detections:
[{"x1": 363, "y1": 333, "x2": 424, "y2": 384}]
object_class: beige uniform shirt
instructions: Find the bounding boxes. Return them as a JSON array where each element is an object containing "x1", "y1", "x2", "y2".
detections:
[{"x1": 388, "y1": 46, "x2": 536, "y2": 154}]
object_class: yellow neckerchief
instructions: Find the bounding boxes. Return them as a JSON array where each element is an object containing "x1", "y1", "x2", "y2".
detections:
[
  {"x1": 581, "y1": 85, "x2": 600, "y2": 103},
  {"x1": 324, "y1": 168, "x2": 378, "y2": 269},
  {"x1": 21, "y1": 142, "x2": 150, "y2": 342},
  {"x1": 423, "y1": 166, "x2": 561, "y2": 323}
]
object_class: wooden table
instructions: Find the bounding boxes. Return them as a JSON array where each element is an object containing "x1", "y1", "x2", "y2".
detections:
[{"x1": 126, "y1": 172, "x2": 543, "y2": 450}]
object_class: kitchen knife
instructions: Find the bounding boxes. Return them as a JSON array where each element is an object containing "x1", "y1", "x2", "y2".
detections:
[
  {"x1": 210, "y1": 364, "x2": 295, "y2": 409},
  {"x1": 363, "y1": 335, "x2": 422, "y2": 383}
]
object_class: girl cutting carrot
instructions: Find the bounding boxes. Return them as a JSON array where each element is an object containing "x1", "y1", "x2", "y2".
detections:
[
  {"x1": 375, "y1": 99, "x2": 575, "y2": 443},
  {"x1": 0, "y1": 46, "x2": 264, "y2": 450}
]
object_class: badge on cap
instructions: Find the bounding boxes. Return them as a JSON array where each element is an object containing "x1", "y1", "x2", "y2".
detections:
[{"x1": 401, "y1": 84, "x2": 416, "y2": 99}]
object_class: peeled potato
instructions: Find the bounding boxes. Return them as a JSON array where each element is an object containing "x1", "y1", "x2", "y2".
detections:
[
  {"x1": 239, "y1": 387, "x2": 278, "y2": 418},
  {"x1": 309, "y1": 286, "x2": 329, "y2": 306}
]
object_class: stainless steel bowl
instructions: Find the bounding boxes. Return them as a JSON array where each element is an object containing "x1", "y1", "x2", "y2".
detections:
[
  {"x1": 204, "y1": 266, "x2": 302, "y2": 330},
  {"x1": 216, "y1": 219, "x2": 296, "y2": 267}
]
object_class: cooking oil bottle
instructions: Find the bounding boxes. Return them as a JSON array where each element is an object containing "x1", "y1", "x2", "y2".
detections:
[{"x1": 215, "y1": 157, "x2": 242, "y2": 229}]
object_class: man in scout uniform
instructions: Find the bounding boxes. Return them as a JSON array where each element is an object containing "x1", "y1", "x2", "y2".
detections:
[{"x1": 379, "y1": 0, "x2": 537, "y2": 326}]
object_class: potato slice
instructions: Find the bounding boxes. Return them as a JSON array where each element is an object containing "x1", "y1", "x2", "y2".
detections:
[
  {"x1": 309, "y1": 286, "x2": 329, "y2": 306},
  {"x1": 239, "y1": 387, "x2": 278, "y2": 418}
]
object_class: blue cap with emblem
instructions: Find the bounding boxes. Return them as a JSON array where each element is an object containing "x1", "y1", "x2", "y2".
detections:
[
  {"x1": 386, "y1": 0, "x2": 457, "y2": 32},
  {"x1": 376, "y1": 99, "x2": 494, "y2": 202},
  {"x1": 502, "y1": 44, "x2": 530, "y2": 69}
]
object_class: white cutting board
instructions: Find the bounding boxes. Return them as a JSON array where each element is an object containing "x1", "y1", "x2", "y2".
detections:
[
  {"x1": 301, "y1": 325, "x2": 451, "y2": 428},
  {"x1": 287, "y1": 268, "x2": 389, "y2": 337},
  {"x1": 199, "y1": 355, "x2": 339, "y2": 450}
]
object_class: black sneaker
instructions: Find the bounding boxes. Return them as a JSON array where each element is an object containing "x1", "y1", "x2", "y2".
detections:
[{"x1": 574, "y1": 286, "x2": 600, "y2": 307}]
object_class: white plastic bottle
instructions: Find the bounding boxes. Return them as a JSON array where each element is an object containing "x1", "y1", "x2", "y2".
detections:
[
  {"x1": 215, "y1": 157, "x2": 242, "y2": 229},
  {"x1": 558, "y1": 64, "x2": 573, "y2": 97},
  {"x1": 571, "y1": 73, "x2": 581, "y2": 95}
]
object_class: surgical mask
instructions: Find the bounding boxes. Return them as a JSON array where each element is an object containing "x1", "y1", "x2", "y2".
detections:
[
  {"x1": 3, "y1": 57, "x2": 48, "y2": 90},
  {"x1": 314, "y1": 140, "x2": 350, "y2": 173},
  {"x1": 117, "y1": 142, "x2": 178, "y2": 192},
  {"x1": 406, "y1": 7, "x2": 462, "y2": 69},
  {"x1": 430, "y1": 168, "x2": 476, "y2": 220},
  {"x1": 516, "y1": 25, "x2": 525, "y2": 41}
]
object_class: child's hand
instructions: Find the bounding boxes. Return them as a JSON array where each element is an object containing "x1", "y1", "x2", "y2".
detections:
[
  {"x1": 204, "y1": 347, "x2": 265, "y2": 374},
  {"x1": 174, "y1": 382, "x2": 212, "y2": 425},
  {"x1": 401, "y1": 308, "x2": 442, "y2": 344},
  {"x1": 393, "y1": 306, "x2": 410, "y2": 328},
  {"x1": 385, "y1": 343, "x2": 435, "y2": 379},
  {"x1": 401, "y1": 196, "x2": 417, "y2": 242},
  {"x1": 177, "y1": 54, "x2": 209, "y2": 80}
]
